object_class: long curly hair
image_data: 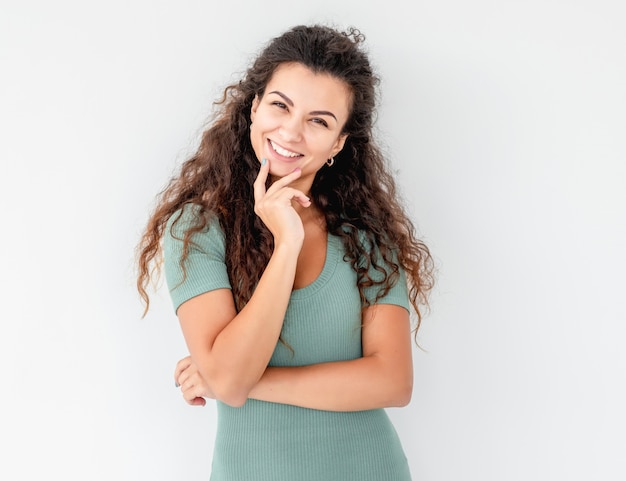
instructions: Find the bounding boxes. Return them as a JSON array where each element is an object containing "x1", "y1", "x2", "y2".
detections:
[{"x1": 136, "y1": 24, "x2": 435, "y2": 334}]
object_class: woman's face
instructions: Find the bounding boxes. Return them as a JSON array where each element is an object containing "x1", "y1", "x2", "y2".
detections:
[{"x1": 250, "y1": 62, "x2": 350, "y2": 191}]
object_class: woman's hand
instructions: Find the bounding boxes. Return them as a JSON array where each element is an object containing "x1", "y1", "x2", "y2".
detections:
[
  {"x1": 253, "y1": 158, "x2": 311, "y2": 247},
  {"x1": 174, "y1": 356, "x2": 215, "y2": 406}
]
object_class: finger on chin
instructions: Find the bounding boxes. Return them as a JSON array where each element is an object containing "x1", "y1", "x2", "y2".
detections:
[{"x1": 253, "y1": 158, "x2": 270, "y2": 200}]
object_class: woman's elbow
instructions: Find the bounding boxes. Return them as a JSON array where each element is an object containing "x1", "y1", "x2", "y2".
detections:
[
  {"x1": 210, "y1": 377, "x2": 253, "y2": 408},
  {"x1": 218, "y1": 393, "x2": 248, "y2": 408},
  {"x1": 387, "y1": 377, "x2": 413, "y2": 407},
  {"x1": 394, "y1": 385, "x2": 413, "y2": 407}
]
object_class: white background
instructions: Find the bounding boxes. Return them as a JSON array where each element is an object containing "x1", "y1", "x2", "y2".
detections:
[{"x1": 1, "y1": 1, "x2": 624, "y2": 480}]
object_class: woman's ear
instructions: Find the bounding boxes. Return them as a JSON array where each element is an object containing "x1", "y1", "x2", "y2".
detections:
[
  {"x1": 331, "y1": 134, "x2": 348, "y2": 158},
  {"x1": 250, "y1": 95, "x2": 259, "y2": 123}
]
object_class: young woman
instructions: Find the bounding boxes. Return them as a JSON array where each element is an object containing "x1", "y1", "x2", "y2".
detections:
[{"x1": 136, "y1": 24, "x2": 434, "y2": 481}]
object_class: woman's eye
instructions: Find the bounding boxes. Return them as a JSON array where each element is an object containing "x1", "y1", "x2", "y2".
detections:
[
  {"x1": 272, "y1": 101, "x2": 287, "y2": 109},
  {"x1": 311, "y1": 118, "x2": 329, "y2": 128}
]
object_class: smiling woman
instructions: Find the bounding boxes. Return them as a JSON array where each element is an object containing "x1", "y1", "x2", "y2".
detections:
[
  {"x1": 135, "y1": 24, "x2": 434, "y2": 481},
  {"x1": 249, "y1": 62, "x2": 351, "y2": 184}
]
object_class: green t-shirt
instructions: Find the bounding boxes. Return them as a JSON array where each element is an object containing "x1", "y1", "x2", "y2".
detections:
[{"x1": 164, "y1": 207, "x2": 413, "y2": 481}]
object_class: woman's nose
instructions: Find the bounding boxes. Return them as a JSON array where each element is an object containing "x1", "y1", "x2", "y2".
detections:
[{"x1": 278, "y1": 116, "x2": 303, "y2": 142}]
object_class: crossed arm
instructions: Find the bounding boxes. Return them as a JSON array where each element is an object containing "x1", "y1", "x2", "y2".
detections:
[{"x1": 174, "y1": 291, "x2": 414, "y2": 411}]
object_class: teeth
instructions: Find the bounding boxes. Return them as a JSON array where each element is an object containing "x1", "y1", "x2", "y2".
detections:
[{"x1": 270, "y1": 140, "x2": 300, "y2": 158}]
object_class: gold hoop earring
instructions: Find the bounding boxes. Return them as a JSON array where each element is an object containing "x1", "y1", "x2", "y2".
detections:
[{"x1": 326, "y1": 157, "x2": 335, "y2": 167}]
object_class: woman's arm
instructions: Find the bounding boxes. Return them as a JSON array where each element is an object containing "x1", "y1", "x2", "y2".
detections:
[
  {"x1": 176, "y1": 303, "x2": 413, "y2": 411},
  {"x1": 247, "y1": 303, "x2": 414, "y2": 411},
  {"x1": 176, "y1": 162, "x2": 310, "y2": 407}
]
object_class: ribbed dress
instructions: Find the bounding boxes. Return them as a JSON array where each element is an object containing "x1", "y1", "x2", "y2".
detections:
[{"x1": 164, "y1": 208, "x2": 413, "y2": 481}]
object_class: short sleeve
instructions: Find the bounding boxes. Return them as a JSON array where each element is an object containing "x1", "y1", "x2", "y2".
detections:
[
  {"x1": 362, "y1": 264, "x2": 410, "y2": 312},
  {"x1": 163, "y1": 206, "x2": 231, "y2": 313},
  {"x1": 358, "y1": 231, "x2": 410, "y2": 312}
]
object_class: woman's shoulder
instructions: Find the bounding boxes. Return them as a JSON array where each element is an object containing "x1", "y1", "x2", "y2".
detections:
[{"x1": 162, "y1": 204, "x2": 231, "y2": 312}]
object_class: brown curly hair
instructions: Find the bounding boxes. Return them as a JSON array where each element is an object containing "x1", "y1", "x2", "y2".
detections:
[{"x1": 136, "y1": 24, "x2": 435, "y2": 335}]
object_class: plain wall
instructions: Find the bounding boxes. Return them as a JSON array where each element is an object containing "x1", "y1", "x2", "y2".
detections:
[{"x1": 1, "y1": 1, "x2": 624, "y2": 480}]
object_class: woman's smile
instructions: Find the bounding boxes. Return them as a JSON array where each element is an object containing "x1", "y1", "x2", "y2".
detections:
[{"x1": 268, "y1": 139, "x2": 303, "y2": 160}]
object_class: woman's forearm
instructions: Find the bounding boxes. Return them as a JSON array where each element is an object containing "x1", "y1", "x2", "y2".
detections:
[{"x1": 247, "y1": 356, "x2": 413, "y2": 411}]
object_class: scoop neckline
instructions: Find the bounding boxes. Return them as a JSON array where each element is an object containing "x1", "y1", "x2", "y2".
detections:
[{"x1": 290, "y1": 233, "x2": 341, "y2": 300}]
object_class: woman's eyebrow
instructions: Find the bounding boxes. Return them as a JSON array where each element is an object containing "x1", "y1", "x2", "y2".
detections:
[
  {"x1": 309, "y1": 110, "x2": 337, "y2": 121},
  {"x1": 268, "y1": 90, "x2": 338, "y2": 121}
]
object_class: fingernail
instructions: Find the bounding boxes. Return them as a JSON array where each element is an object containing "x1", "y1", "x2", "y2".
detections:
[
  {"x1": 175, "y1": 381, "x2": 180, "y2": 388},
  {"x1": 261, "y1": 158, "x2": 267, "y2": 166}
]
